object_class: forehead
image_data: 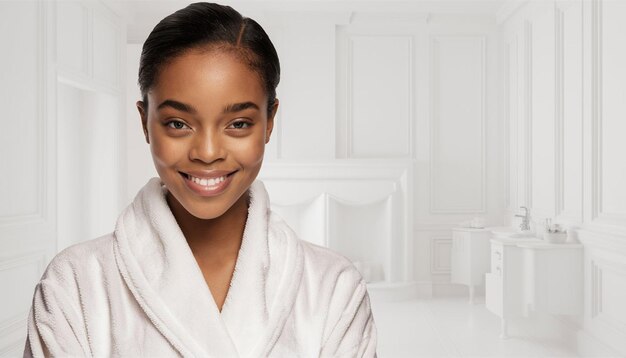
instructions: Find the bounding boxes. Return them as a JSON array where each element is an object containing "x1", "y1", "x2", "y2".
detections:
[{"x1": 149, "y1": 49, "x2": 267, "y2": 112}]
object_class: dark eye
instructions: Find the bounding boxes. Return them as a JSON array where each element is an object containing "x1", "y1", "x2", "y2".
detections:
[
  {"x1": 230, "y1": 121, "x2": 251, "y2": 129},
  {"x1": 166, "y1": 120, "x2": 189, "y2": 130}
]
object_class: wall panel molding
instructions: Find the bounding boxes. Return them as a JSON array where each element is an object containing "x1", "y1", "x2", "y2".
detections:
[
  {"x1": 0, "y1": 314, "x2": 27, "y2": 354},
  {"x1": 0, "y1": 0, "x2": 48, "y2": 228},
  {"x1": 430, "y1": 236, "x2": 452, "y2": 274},
  {"x1": 504, "y1": 33, "x2": 520, "y2": 213},
  {"x1": 577, "y1": 227, "x2": 626, "y2": 356},
  {"x1": 345, "y1": 34, "x2": 414, "y2": 159},
  {"x1": 429, "y1": 35, "x2": 487, "y2": 214},
  {"x1": 590, "y1": 0, "x2": 601, "y2": 224},
  {"x1": 0, "y1": 250, "x2": 46, "y2": 353},
  {"x1": 0, "y1": 251, "x2": 46, "y2": 273},
  {"x1": 556, "y1": 1, "x2": 584, "y2": 223},
  {"x1": 588, "y1": 250, "x2": 626, "y2": 354},
  {"x1": 55, "y1": 1, "x2": 89, "y2": 78},
  {"x1": 591, "y1": 0, "x2": 626, "y2": 228},
  {"x1": 590, "y1": 258, "x2": 626, "y2": 328},
  {"x1": 528, "y1": 5, "x2": 558, "y2": 219},
  {"x1": 504, "y1": 40, "x2": 511, "y2": 211},
  {"x1": 555, "y1": 6, "x2": 565, "y2": 217},
  {"x1": 523, "y1": 20, "x2": 533, "y2": 209}
]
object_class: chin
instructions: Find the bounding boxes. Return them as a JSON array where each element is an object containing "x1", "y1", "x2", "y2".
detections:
[{"x1": 187, "y1": 206, "x2": 229, "y2": 220}]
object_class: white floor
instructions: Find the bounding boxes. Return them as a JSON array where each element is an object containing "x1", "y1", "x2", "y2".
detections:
[{"x1": 371, "y1": 296, "x2": 581, "y2": 358}]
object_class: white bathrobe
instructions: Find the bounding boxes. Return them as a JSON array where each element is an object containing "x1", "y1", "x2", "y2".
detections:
[{"x1": 24, "y1": 178, "x2": 377, "y2": 357}]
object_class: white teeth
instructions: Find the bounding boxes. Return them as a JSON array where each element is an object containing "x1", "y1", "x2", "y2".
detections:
[{"x1": 189, "y1": 175, "x2": 226, "y2": 187}]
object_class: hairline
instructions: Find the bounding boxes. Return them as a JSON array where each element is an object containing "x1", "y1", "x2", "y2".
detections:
[{"x1": 142, "y1": 43, "x2": 271, "y2": 109}]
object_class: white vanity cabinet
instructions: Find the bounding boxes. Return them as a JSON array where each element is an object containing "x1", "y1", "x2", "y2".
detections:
[
  {"x1": 485, "y1": 237, "x2": 583, "y2": 338},
  {"x1": 485, "y1": 238, "x2": 534, "y2": 337},
  {"x1": 450, "y1": 228, "x2": 492, "y2": 303}
]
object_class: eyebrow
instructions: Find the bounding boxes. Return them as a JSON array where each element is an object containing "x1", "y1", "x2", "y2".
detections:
[
  {"x1": 157, "y1": 99, "x2": 197, "y2": 114},
  {"x1": 223, "y1": 101, "x2": 260, "y2": 114},
  {"x1": 156, "y1": 99, "x2": 260, "y2": 115}
]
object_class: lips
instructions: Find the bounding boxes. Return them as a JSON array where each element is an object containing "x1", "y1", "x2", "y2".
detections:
[
  {"x1": 184, "y1": 173, "x2": 229, "y2": 186},
  {"x1": 179, "y1": 170, "x2": 237, "y2": 197}
]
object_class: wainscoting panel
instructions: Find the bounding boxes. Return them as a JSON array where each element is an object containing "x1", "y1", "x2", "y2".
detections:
[
  {"x1": 430, "y1": 35, "x2": 486, "y2": 214},
  {"x1": 595, "y1": 0, "x2": 626, "y2": 225},
  {"x1": 0, "y1": 2, "x2": 57, "y2": 353},
  {"x1": 0, "y1": 253, "x2": 46, "y2": 325},
  {"x1": 430, "y1": 237, "x2": 452, "y2": 274},
  {"x1": 529, "y1": 3, "x2": 556, "y2": 219},
  {"x1": 92, "y1": 8, "x2": 120, "y2": 88},
  {"x1": 0, "y1": 251, "x2": 46, "y2": 354},
  {"x1": 591, "y1": 257, "x2": 626, "y2": 329},
  {"x1": 56, "y1": 1, "x2": 88, "y2": 77},
  {"x1": 345, "y1": 34, "x2": 413, "y2": 158},
  {"x1": 504, "y1": 37, "x2": 519, "y2": 212},
  {"x1": 275, "y1": 14, "x2": 337, "y2": 160},
  {"x1": 0, "y1": 1, "x2": 44, "y2": 222},
  {"x1": 558, "y1": 1, "x2": 584, "y2": 222},
  {"x1": 579, "y1": 228, "x2": 626, "y2": 356}
]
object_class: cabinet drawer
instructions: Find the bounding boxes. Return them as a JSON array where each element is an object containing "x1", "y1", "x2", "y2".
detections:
[{"x1": 491, "y1": 243, "x2": 503, "y2": 275}]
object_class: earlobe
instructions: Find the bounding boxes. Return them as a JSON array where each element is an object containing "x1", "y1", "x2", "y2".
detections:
[{"x1": 136, "y1": 101, "x2": 150, "y2": 144}]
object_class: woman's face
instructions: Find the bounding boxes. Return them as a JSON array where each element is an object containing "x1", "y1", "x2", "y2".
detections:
[{"x1": 137, "y1": 48, "x2": 277, "y2": 220}]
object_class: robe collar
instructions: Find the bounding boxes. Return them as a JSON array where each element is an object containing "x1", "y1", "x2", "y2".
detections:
[{"x1": 113, "y1": 177, "x2": 304, "y2": 357}]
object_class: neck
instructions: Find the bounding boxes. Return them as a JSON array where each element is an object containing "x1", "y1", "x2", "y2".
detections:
[{"x1": 166, "y1": 191, "x2": 250, "y2": 262}]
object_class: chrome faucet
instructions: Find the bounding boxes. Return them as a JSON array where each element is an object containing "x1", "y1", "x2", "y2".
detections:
[{"x1": 515, "y1": 206, "x2": 530, "y2": 231}]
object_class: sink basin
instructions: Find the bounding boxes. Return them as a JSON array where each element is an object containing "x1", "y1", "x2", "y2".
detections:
[{"x1": 489, "y1": 226, "x2": 535, "y2": 238}]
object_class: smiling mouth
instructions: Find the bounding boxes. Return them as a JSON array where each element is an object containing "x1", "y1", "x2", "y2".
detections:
[{"x1": 179, "y1": 171, "x2": 236, "y2": 187}]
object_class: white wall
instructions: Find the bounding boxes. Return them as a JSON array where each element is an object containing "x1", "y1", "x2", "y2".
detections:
[
  {"x1": 123, "y1": 43, "x2": 157, "y2": 205},
  {"x1": 500, "y1": 1, "x2": 626, "y2": 356},
  {"x1": 0, "y1": 2, "x2": 56, "y2": 354},
  {"x1": 0, "y1": 0, "x2": 125, "y2": 353},
  {"x1": 57, "y1": 84, "x2": 120, "y2": 251}
]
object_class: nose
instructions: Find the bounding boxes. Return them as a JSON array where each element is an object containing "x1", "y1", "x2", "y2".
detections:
[{"x1": 188, "y1": 129, "x2": 225, "y2": 164}]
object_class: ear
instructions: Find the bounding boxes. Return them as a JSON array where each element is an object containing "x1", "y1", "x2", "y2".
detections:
[
  {"x1": 136, "y1": 101, "x2": 149, "y2": 144},
  {"x1": 265, "y1": 98, "x2": 279, "y2": 144}
]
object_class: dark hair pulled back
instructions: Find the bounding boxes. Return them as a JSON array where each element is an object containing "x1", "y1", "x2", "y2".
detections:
[{"x1": 138, "y1": 2, "x2": 280, "y2": 114}]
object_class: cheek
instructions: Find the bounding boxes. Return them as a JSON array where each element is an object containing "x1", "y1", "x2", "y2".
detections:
[
  {"x1": 235, "y1": 132, "x2": 266, "y2": 166},
  {"x1": 149, "y1": 130, "x2": 186, "y2": 167}
]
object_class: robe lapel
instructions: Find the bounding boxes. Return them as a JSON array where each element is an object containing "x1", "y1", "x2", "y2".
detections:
[
  {"x1": 113, "y1": 177, "x2": 238, "y2": 357},
  {"x1": 113, "y1": 177, "x2": 304, "y2": 357},
  {"x1": 219, "y1": 181, "x2": 304, "y2": 358}
]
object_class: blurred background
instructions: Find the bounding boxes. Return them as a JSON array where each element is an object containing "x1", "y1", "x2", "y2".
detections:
[{"x1": 1, "y1": 0, "x2": 625, "y2": 356}]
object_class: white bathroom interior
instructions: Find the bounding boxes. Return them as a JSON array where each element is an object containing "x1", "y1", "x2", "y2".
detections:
[{"x1": 1, "y1": 0, "x2": 626, "y2": 356}]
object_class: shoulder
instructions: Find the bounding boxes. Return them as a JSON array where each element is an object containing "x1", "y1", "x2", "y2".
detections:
[
  {"x1": 300, "y1": 240, "x2": 363, "y2": 282},
  {"x1": 39, "y1": 233, "x2": 116, "y2": 284},
  {"x1": 268, "y1": 213, "x2": 366, "y2": 311}
]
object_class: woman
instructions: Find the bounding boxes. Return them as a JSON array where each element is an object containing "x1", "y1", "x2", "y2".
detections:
[{"x1": 24, "y1": 2, "x2": 377, "y2": 357}]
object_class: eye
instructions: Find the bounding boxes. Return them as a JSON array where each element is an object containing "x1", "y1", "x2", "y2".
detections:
[
  {"x1": 229, "y1": 121, "x2": 252, "y2": 129},
  {"x1": 165, "y1": 120, "x2": 190, "y2": 130}
]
